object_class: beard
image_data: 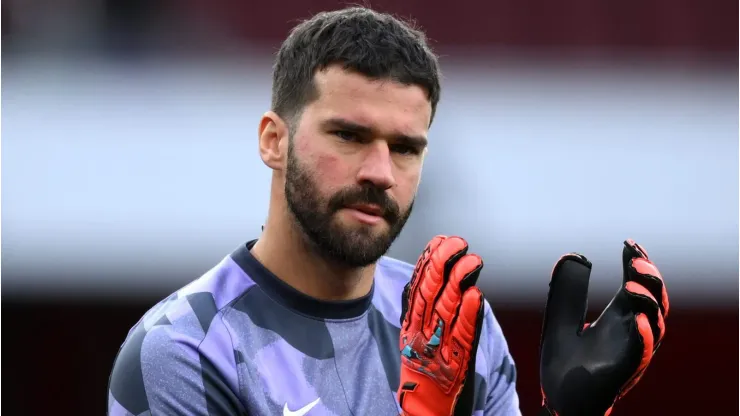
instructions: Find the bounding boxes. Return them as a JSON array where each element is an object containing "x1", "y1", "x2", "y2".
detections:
[{"x1": 284, "y1": 140, "x2": 414, "y2": 268}]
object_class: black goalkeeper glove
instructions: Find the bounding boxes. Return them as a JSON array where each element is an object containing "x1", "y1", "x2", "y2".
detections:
[{"x1": 539, "y1": 240, "x2": 669, "y2": 416}]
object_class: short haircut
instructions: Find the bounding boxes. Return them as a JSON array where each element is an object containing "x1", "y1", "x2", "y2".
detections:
[{"x1": 271, "y1": 6, "x2": 441, "y2": 128}]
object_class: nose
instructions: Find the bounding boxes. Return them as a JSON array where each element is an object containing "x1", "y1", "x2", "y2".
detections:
[{"x1": 356, "y1": 141, "x2": 396, "y2": 190}]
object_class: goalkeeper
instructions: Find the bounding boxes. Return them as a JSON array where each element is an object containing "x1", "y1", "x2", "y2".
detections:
[{"x1": 107, "y1": 6, "x2": 669, "y2": 416}]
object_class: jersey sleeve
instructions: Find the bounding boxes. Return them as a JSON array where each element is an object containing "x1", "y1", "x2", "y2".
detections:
[
  {"x1": 108, "y1": 307, "x2": 247, "y2": 416},
  {"x1": 479, "y1": 300, "x2": 522, "y2": 416}
]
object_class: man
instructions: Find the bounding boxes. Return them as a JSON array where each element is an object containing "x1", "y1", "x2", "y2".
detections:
[{"x1": 108, "y1": 6, "x2": 669, "y2": 416}]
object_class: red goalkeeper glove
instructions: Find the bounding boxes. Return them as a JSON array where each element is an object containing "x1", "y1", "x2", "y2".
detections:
[
  {"x1": 539, "y1": 239, "x2": 670, "y2": 416},
  {"x1": 397, "y1": 236, "x2": 485, "y2": 416}
]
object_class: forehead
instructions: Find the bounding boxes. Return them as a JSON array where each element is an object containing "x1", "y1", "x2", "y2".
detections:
[{"x1": 304, "y1": 66, "x2": 432, "y2": 136}]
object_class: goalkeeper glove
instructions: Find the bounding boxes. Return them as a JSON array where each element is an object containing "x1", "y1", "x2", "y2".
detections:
[
  {"x1": 397, "y1": 235, "x2": 485, "y2": 416},
  {"x1": 539, "y1": 239, "x2": 670, "y2": 416}
]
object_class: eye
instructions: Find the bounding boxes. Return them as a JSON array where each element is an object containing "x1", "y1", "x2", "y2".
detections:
[
  {"x1": 333, "y1": 130, "x2": 359, "y2": 142},
  {"x1": 390, "y1": 144, "x2": 421, "y2": 156}
]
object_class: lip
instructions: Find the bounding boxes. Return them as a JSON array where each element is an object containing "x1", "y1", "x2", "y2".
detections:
[
  {"x1": 345, "y1": 204, "x2": 383, "y2": 216},
  {"x1": 343, "y1": 206, "x2": 384, "y2": 225}
]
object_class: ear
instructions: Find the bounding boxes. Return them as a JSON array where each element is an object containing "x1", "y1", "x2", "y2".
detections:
[{"x1": 258, "y1": 111, "x2": 290, "y2": 171}]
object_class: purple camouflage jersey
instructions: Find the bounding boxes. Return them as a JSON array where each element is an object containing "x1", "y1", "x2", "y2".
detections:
[{"x1": 108, "y1": 240, "x2": 521, "y2": 415}]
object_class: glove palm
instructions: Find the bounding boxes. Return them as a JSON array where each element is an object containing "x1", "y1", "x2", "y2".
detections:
[{"x1": 540, "y1": 240, "x2": 670, "y2": 416}]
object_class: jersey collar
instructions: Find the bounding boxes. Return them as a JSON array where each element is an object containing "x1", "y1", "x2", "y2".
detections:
[{"x1": 230, "y1": 240, "x2": 374, "y2": 320}]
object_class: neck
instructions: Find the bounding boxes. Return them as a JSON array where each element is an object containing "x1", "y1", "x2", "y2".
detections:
[{"x1": 250, "y1": 213, "x2": 376, "y2": 302}]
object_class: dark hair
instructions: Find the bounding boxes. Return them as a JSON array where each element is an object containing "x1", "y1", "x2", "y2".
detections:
[{"x1": 271, "y1": 6, "x2": 441, "y2": 128}]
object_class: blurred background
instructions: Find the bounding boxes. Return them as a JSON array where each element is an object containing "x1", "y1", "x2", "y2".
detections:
[{"x1": 1, "y1": 0, "x2": 737, "y2": 414}]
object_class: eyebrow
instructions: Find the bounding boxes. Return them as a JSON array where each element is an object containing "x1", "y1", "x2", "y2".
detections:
[{"x1": 321, "y1": 117, "x2": 428, "y2": 148}]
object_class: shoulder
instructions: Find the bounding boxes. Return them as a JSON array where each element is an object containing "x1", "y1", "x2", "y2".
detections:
[
  {"x1": 108, "y1": 255, "x2": 255, "y2": 412},
  {"x1": 474, "y1": 300, "x2": 520, "y2": 413},
  {"x1": 371, "y1": 256, "x2": 415, "y2": 326},
  {"x1": 477, "y1": 300, "x2": 515, "y2": 376},
  {"x1": 376, "y1": 255, "x2": 415, "y2": 287},
  {"x1": 121, "y1": 254, "x2": 257, "y2": 347}
]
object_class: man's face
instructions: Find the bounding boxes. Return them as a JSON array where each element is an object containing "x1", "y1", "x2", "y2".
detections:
[{"x1": 284, "y1": 65, "x2": 431, "y2": 268}]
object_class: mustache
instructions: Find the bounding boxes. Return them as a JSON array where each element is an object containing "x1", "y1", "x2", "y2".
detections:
[{"x1": 328, "y1": 186, "x2": 401, "y2": 222}]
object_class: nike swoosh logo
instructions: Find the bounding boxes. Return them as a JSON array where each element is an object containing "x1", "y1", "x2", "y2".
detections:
[{"x1": 283, "y1": 398, "x2": 320, "y2": 416}]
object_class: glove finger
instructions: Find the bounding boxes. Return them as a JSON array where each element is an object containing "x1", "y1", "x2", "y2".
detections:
[
  {"x1": 625, "y1": 281, "x2": 666, "y2": 347},
  {"x1": 542, "y1": 253, "x2": 592, "y2": 346},
  {"x1": 419, "y1": 236, "x2": 469, "y2": 337},
  {"x1": 630, "y1": 258, "x2": 670, "y2": 319},
  {"x1": 620, "y1": 312, "x2": 655, "y2": 397},
  {"x1": 622, "y1": 239, "x2": 669, "y2": 318},
  {"x1": 623, "y1": 238, "x2": 650, "y2": 260},
  {"x1": 433, "y1": 253, "x2": 483, "y2": 342},
  {"x1": 449, "y1": 287, "x2": 484, "y2": 363},
  {"x1": 403, "y1": 235, "x2": 447, "y2": 332}
]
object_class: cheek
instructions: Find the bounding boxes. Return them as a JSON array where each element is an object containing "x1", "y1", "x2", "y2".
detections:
[
  {"x1": 394, "y1": 170, "x2": 422, "y2": 207},
  {"x1": 294, "y1": 133, "x2": 349, "y2": 187},
  {"x1": 314, "y1": 153, "x2": 351, "y2": 188}
]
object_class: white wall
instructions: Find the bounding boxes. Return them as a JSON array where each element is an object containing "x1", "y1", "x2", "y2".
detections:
[{"x1": 2, "y1": 56, "x2": 737, "y2": 304}]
